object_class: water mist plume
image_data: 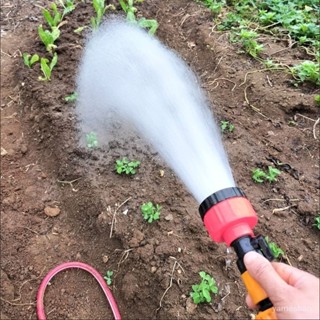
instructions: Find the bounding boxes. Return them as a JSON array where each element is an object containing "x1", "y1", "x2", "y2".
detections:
[{"x1": 76, "y1": 19, "x2": 235, "y2": 203}]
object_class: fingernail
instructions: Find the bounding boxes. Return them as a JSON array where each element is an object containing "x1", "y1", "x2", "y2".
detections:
[{"x1": 244, "y1": 251, "x2": 260, "y2": 265}]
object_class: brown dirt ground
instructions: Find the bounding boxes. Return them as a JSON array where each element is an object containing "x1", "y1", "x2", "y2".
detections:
[{"x1": 1, "y1": 1, "x2": 319, "y2": 320}]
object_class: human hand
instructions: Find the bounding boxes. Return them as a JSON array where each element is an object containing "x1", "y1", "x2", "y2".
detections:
[{"x1": 244, "y1": 251, "x2": 320, "y2": 319}]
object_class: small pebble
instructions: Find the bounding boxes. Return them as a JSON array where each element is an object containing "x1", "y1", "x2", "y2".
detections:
[
  {"x1": 20, "y1": 145, "x2": 28, "y2": 154},
  {"x1": 186, "y1": 297, "x2": 197, "y2": 314},
  {"x1": 165, "y1": 214, "x2": 173, "y2": 221},
  {"x1": 44, "y1": 206, "x2": 61, "y2": 217},
  {"x1": 1, "y1": 147, "x2": 8, "y2": 156}
]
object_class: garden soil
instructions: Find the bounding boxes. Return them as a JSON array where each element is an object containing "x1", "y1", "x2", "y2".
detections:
[{"x1": 1, "y1": 1, "x2": 319, "y2": 319}]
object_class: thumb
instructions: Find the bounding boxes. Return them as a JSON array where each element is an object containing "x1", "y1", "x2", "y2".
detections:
[{"x1": 244, "y1": 251, "x2": 288, "y2": 300}]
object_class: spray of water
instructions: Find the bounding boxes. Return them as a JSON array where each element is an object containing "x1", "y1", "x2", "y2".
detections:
[{"x1": 76, "y1": 19, "x2": 235, "y2": 203}]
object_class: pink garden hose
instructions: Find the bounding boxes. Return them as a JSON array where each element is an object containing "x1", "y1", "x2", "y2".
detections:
[{"x1": 37, "y1": 262, "x2": 121, "y2": 320}]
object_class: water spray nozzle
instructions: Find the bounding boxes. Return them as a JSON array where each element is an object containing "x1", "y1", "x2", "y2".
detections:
[
  {"x1": 199, "y1": 188, "x2": 277, "y2": 319},
  {"x1": 199, "y1": 187, "x2": 258, "y2": 246}
]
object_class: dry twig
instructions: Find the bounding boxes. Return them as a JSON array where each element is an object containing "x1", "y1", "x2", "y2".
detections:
[
  {"x1": 313, "y1": 118, "x2": 319, "y2": 140},
  {"x1": 244, "y1": 86, "x2": 270, "y2": 120},
  {"x1": 110, "y1": 197, "x2": 131, "y2": 238},
  {"x1": 57, "y1": 177, "x2": 81, "y2": 192},
  {"x1": 207, "y1": 77, "x2": 237, "y2": 91},
  {"x1": 157, "y1": 257, "x2": 184, "y2": 310}
]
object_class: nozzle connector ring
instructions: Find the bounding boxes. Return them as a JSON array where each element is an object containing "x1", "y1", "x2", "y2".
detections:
[{"x1": 199, "y1": 187, "x2": 246, "y2": 219}]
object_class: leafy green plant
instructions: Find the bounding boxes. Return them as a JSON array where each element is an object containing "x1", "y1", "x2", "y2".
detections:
[
  {"x1": 103, "y1": 270, "x2": 113, "y2": 285},
  {"x1": 115, "y1": 157, "x2": 140, "y2": 175},
  {"x1": 74, "y1": 26, "x2": 87, "y2": 33},
  {"x1": 42, "y1": 3, "x2": 63, "y2": 29},
  {"x1": 119, "y1": 0, "x2": 158, "y2": 35},
  {"x1": 141, "y1": 201, "x2": 161, "y2": 223},
  {"x1": 313, "y1": 216, "x2": 320, "y2": 230},
  {"x1": 57, "y1": 0, "x2": 76, "y2": 17},
  {"x1": 197, "y1": 0, "x2": 226, "y2": 15},
  {"x1": 91, "y1": 0, "x2": 115, "y2": 29},
  {"x1": 38, "y1": 25, "x2": 60, "y2": 53},
  {"x1": 42, "y1": 0, "x2": 76, "y2": 29},
  {"x1": 315, "y1": 95, "x2": 320, "y2": 106},
  {"x1": 265, "y1": 236, "x2": 284, "y2": 259},
  {"x1": 65, "y1": 92, "x2": 78, "y2": 102},
  {"x1": 220, "y1": 120, "x2": 235, "y2": 133},
  {"x1": 291, "y1": 61, "x2": 320, "y2": 86},
  {"x1": 233, "y1": 29, "x2": 264, "y2": 58},
  {"x1": 190, "y1": 271, "x2": 218, "y2": 304},
  {"x1": 86, "y1": 132, "x2": 98, "y2": 148},
  {"x1": 252, "y1": 166, "x2": 281, "y2": 183},
  {"x1": 22, "y1": 53, "x2": 39, "y2": 68},
  {"x1": 39, "y1": 52, "x2": 58, "y2": 81}
]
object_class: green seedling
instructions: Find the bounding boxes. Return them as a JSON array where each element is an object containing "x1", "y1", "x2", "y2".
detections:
[
  {"x1": 252, "y1": 166, "x2": 281, "y2": 183},
  {"x1": 265, "y1": 236, "x2": 284, "y2": 259},
  {"x1": 313, "y1": 216, "x2": 320, "y2": 230},
  {"x1": 57, "y1": 0, "x2": 76, "y2": 17},
  {"x1": 39, "y1": 52, "x2": 58, "y2": 81},
  {"x1": 86, "y1": 132, "x2": 98, "y2": 148},
  {"x1": 220, "y1": 121, "x2": 235, "y2": 133},
  {"x1": 198, "y1": 0, "x2": 225, "y2": 15},
  {"x1": 64, "y1": 92, "x2": 78, "y2": 102},
  {"x1": 119, "y1": 0, "x2": 158, "y2": 35},
  {"x1": 291, "y1": 61, "x2": 320, "y2": 86},
  {"x1": 42, "y1": 3, "x2": 62, "y2": 29},
  {"x1": 263, "y1": 58, "x2": 282, "y2": 70},
  {"x1": 103, "y1": 270, "x2": 113, "y2": 285},
  {"x1": 74, "y1": 26, "x2": 87, "y2": 33},
  {"x1": 234, "y1": 29, "x2": 264, "y2": 58},
  {"x1": 190, "y1": 271, "x2": 218, "y2": 304},
  {"x1": 115, "y1": 157, "x2": 140, "y2": 175},
  {"x1": 91, "y1": 0, "x2": 115, "y2": 29},
  {"x1": 141, "y1": 201, "x2": 161, "y2": 223},
  {"x1": 315, "y1": 95, "x2": 320, "y2": 106},
  {"x1": 38, "y1": 25, "x2": 60, "y2": 53},
  {"x1": 22, "y1": 53, "x2": 39, "y2": 68},
  {"x1": 43, "y1": 1, "x2": 76, "y2": 29}
]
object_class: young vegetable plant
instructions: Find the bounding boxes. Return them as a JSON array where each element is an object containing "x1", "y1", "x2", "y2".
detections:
[
  {"x1": 252, "y1": 166, "x2": 281, "y2": 183},
  {"x1": 265, "y1": 237, "x2": 284, "y2": 259},
  {"x1": 39, "y1": 52, "x2": 58, "y2": 81},
  {"x1": 57, "y1": 0, "x2": 76, "y2": 17},
  {"x1": 190, "y1": 271, "x2": 218, "y2": 304},
  {"x1": 119, "y1": 0, "x2": 158, "y2": 35},
  {"x1": 64, "y1": 92, "x2": 78, "y2": 102},
  {"x1": 103, "y1": 270, "x2": 113, "y2": 285},
  {"x1": 233, "y1": 29, "x2": 264, "y2": 58},
  {"x1": 86, "y1": 132, "x2": 98, "y2": 148},
  {"x1": 220, "y1": 120, "x2": 235, "y2": 133},
  {"x1": 313, "y1": 216, "x2": 320, "y2": 230},
  {"x1": 22, "y1": 53, "x2": 39, "y2": 68},
  {"x1": 38, "y1": 25, "x2": 60, "y2": 53},
  {"x1": 115, "y1": 157, "x2": 140, "y2": 175},
  {"x1": 43, "y1": 1, "x2": 76, "y2": 29},
  {"x1": 315, "y1": 95, "x2": 320, "y2": 106},
  {"x1": 42, "y1": 3, "x2": 63, "y2": 29},
  {"x1": 91, "y1": 0, "x2": 115, "y2": 29},
  {"x1": 197, "y1": 0, "x2": 225, "y2": 15},
  {"x1": 141, "y1": 202, "x2": 161, "y2": 223},
  {"x1": 291, "y1": 61, "x2": 320, "y2": 86}
]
